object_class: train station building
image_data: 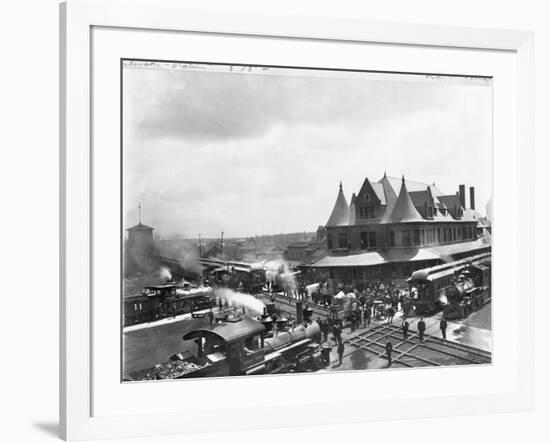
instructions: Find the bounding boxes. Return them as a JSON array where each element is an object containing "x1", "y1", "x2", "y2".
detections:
[{"x1": 307, "y1": 173, "x2": 491, "y2": 288}]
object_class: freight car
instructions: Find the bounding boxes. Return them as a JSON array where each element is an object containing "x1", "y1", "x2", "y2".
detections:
[
  {"x1": 407, "y1": 252, "x2": 491, "y2": 316},
  {"x1": 123, "y1": 283, "x2": 214, "y2": 327},
  {"x1": 131, "y1": 314, "x2": 324, "y2": 380}
]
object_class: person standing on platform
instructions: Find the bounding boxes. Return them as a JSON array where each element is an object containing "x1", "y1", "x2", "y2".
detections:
[
  {"x1": 332, "y1": 323, "x2": 342, "y2": 346},
  {"x1": 418, "y1": 317, "x2": 426, "y2": 342},
  {"x1": 440, "y1": 317, "x2": 448, "y2": 340},
  {"x1": 337, "y1": 341, "x2": 345, "y2": 366},
  {"x1": 386, "y1": 306, "x2": 395, "y2": 324},
  {"x1": 401, "y1": 320, "x2": 409, "y2": 341},
  {"x1": 322, "y1": 320, "x2": 329, "y2": 342},
  {"x1": 385, "y1": 341, "x2": 393, "y2": 367},
  {"x1": 364, "y1": 306, "x2": 371, "y2": 327}
]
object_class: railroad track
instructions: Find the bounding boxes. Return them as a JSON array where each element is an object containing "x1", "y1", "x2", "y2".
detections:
[{"x1": 343, "y1": 324, "x2": 491, "y2": 368}]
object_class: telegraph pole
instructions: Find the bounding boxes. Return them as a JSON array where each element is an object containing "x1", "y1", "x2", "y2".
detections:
[{"x1": 198, "y1": 233, "x2": 202, "y2": 257}]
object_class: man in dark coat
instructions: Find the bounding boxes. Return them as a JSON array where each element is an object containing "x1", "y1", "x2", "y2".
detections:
[
  {"x1": 418, "y1": 317, "x2": 426, "y2": 342},
  {"x1": 440, "y1": 317, "x2": 448, "y2": 340},
  {"x1": 386, "y1": 306, "x2": 395, "y2": 324},
  {"x1": 337, "y1": 342, "x2": 345, "y2": 366},
  {"x1": 402, "y1": 320, "x2": 410, "y2": 341},
  {"x1": 364, "y1": 307, "x2": 371, "y2": 327},
  {"x1": 333, "y1": 323, "x2": 342, "y2": 346},
  {"x1": 385, "y1": 341, "x2": 393, "y2": 367}
]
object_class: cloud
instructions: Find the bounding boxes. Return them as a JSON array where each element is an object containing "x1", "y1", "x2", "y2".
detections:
[
  {"x1": 123, "y1": 64, "x2": 492, "y2": 238},
  {"x1": 124, "y1": 68, "x2": 466, "y2": 144}
]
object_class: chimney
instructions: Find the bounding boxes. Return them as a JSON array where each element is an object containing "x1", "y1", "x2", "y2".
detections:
[
  {"x1": 469, "y1": 186, "x2": 475, "y2": 210},
  {"x1": 459, "y1": 185, "x2": 466, "y2": 209},
  {"x1": 295, "y1": 301, "x2": 303, "y2": 324}
]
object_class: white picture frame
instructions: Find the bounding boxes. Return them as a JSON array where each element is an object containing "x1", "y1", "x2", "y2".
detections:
[{"x1": 60, "y1": 0, "x2": 534, "y2": 440}]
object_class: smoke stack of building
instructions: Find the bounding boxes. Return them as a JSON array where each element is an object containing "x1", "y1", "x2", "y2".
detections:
[{"x1": 459, "y1": 184, "x2": 466, "y2": 210}]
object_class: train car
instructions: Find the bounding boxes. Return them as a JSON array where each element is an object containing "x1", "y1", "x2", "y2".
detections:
[
  {"x1": 210, "y1": 264, "x2": 267, "y2": 293},
  {"x1": 123, "y1": 283, "x2": 214, "y2": 327},
  {"x1": 407, "y1": 252, "x2": 491, "y2": 316},
  {"x1": 131, "y1": 314, "x2": 324, "y2": 380}
]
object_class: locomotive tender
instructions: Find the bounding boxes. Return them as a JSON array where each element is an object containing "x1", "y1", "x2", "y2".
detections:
[{"x1": 407, "y1": 252, "x2": 491, "y2": 318}]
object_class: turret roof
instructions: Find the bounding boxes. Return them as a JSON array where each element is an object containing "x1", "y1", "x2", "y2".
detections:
[
  {"x1": 126, "y1": 222, "x2": 154, "y2": 231},
  {"x1": 386, "y1": 177, "x2": 424, "y2": 223},
  {"x1": 326, "y1": 183, "x2": 350, "y2": 227}
]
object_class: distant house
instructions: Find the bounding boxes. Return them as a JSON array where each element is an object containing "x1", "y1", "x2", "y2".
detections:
[
  {"x1": 256, "y1": 245, "x2": 284, "y2": 261},
  {"x1": 202, "y1": 240, "x2": 244, "y2": 260},
  {"x1": 285, "y1": 241, "x2": 310, "y2": 263}
]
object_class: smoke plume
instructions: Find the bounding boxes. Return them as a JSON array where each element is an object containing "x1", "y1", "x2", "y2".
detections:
[
  {"x1": 264, "y1": 258, "x2": 297, "y2": 292},
  {"x1": 159, "y1": 267, "x2": 172, "y2": 280},
  {"x1": 215, "y1": 288, "x2": 265, "y2": 315}
]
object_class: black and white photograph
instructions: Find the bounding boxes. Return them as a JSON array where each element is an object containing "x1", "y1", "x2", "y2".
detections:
[{"x1": 121, "y1": 60, "x2": 493, "y2": 382}]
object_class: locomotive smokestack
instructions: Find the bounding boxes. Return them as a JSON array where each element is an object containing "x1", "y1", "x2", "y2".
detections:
[
  {"x1": 469, "y1": 186, "x2": 475, "y2": 210},
  {"x1": 296, "y1": 301, "x2": 303, "y2": 324},
  {"x1": 459, "y1": 184, "x2": 466, "y2": 209}
]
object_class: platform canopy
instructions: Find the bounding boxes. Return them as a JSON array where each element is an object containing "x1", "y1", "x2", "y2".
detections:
[{"x1": 309, "y1": 238, "x2": 490, "y2": 268}]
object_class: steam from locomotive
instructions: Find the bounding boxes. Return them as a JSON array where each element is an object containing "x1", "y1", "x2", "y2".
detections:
[
  {"x1": 215, "y1": 288, "x2": 266, "y2": 315},
  {"x1": 159, "y1": 267, "x2": 172, "y2": 280}
]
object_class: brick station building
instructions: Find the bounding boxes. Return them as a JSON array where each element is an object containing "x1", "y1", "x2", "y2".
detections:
[{"x1": 308, "y1": 173, "x2": 491, "y2": 288}]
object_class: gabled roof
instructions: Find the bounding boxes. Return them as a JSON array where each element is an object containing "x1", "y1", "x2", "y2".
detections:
[
  {"x1": 370, "y1": 182, "x2": 386, "y2": 205},
  {"x1": 409, "y1": 188, "x2": 434, "y2": 208},
  {"x1": 384, "y1": 175, "x2": 445, "y2": 196},
  {"x1": 127, "y1": 222, "x2": 154, "y2": 231},
  {"x1": 385, "y1": 177, "x2": 424, "y2": 223},
  {"x1": 438, "y1": 194, "x2": 461, "y2": 210},
  {"x1": 326, "y1": 183, "x2": 350, "y2": 227},
  {"x1": 357, "y1": 177, "x2": 383, "y2": 206}
]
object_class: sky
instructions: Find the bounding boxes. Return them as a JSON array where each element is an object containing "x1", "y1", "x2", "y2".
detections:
[{"x1": 122, "y1": 61, "x2": 492, "y2": 239}]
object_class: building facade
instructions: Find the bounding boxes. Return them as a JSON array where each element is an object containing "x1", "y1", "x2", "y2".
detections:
[{"x1": 309, "y1": 174, "x2": 491, "y2": 288}]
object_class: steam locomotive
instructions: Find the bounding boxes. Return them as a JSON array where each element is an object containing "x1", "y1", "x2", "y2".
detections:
[
  {"x1": 129, "y1": 308, "x2": 325, "y2": 380},
  {"x1": 407, "y1": 252, "x2": 491, "y2": 319}
]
